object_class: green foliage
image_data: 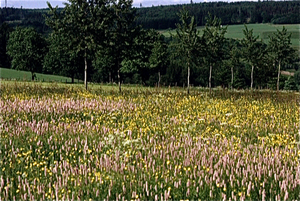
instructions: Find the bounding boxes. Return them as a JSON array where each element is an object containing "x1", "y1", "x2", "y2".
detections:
[
  {"x1": 107, "y1": 0, "x2": 137, "y2": 92},
  {"x1": 46, "y1": 0, "x2": 113, "y2": 89},
  {"x1": 43, "y1": 32, "x2": 83, "y2": 83},
  {"x1": 121, "y1": 29, "x2": 158, "y2": 76},
  {"x1": 241, "y1": 25, "x2": 268, "y2": 90},
  {"x1": 268, "y1": 26, "x2": 296, "y2": 90},
  {"x1": 202, "y1": 14, "x2": 227, "y2": 92},
  {"x1": 148, "y1": 34, "x2": 169, "y2": 86},
  {"x1": 0, "y1": 22, "x2": 12, "y2": 68},
  {"x1": 136, "y1": 1, "x2": 300, "y2": 30},
  {"x1": 3, "y1": 3, "x2": 299, "y2": 91},
  {"x1": 176, "y1": 8, "x2": 200, "y2": 93},
  {"x1": 6, "y1": 27, "x2": 47, "y2": 80},
  {"x1": 268, "y1": 27, "x2": 296, "y2": 64},
  {"x1": 294, "y1": 70, "x2": 300, "y2": 90},
  {"x1": 1, "y1": 1, "x2": 300, "y2": 33},
  {"x1": 284, "y1": 76, "x2": 298, "y2": 91}
]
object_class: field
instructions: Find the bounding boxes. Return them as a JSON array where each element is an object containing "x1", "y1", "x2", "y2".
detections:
[
  {"x1": 0, "y1": 68, "x2": 76, "y2": 83},
  {"x1": 161, "y1": 23, "x2": 300, "y2": 49},
  {"x1": 0, "y1": 82, "x2": 299, "y2": 200}
]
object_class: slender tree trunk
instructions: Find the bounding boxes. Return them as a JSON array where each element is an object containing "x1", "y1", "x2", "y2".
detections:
[
  {"x1": 277, "y1": 61, "x2": 281, "y2": 91},
  {"x1": 118, "y1": 68, "x2": 121, "y2": 93},
  {"x1": 251, "y1": 65, "x2": 254, "y2": 90},
  {"x1": 158, "y1": 71, "x2": 161, "y2": 88},
  {"x1": 231, "y1": 66, "x2": 234, "y2": 90},
  {"x1": 109, "y1": 71, "x2": 112, "y2": 83},
  {"x1": 209, "y1": 64, "x2": 212, "y2": 94},
  {"x1": 84, "y1": 50, "x2": 88, "y2": 90},
  {"x1": 187, "y1": 64, "x2": 190, "y2": 94},
  {"x1": 31, "y1": 72, "x2": 35, "y2": 81},
  {"x1": 187, "y1": 49, "x2": 191, "y2": 94}
]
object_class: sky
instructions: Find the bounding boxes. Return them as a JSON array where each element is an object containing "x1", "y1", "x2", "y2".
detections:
[{"x1": 0, "y1": 0, "x2": 258, "y2": 9}]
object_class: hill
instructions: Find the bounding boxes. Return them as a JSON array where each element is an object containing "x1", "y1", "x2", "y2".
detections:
[
  {"x1": 0, "y1": 67, "x2": 76, "y2": 83},
  {"x1": 161, "y1": 23, "x2": 300, "y2": 49},
  {"x1": 136, "y1": 1, "x2": 300, "y2": 29}
]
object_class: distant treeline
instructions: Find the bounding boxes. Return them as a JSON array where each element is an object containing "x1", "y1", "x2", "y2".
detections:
[
  {"x1": 0, "y1": 0, "x2": 300, "y2": 34},
  {"x1": 136, "y1": 1, "x2": 300, "y2": 29},
  {"x1": 0, "y1": 8, "x2": 50, "y2": 34}
]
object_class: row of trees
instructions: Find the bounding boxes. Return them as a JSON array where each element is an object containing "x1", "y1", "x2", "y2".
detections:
[{"x1": 2, "y1": 0, "x2": 299, "y2": 92}]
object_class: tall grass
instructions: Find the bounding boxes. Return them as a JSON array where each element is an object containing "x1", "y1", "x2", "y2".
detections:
[{"x1": 0, "y1": 82, "x2": 299, "y2": 200}]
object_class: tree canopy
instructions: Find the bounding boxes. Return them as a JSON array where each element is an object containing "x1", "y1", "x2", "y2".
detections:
[{"x1": 6, "y1": 27, "x2": 47, "y2": 80}]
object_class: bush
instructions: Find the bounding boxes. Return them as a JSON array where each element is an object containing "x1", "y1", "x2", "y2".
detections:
[{"x1": 284, "y1": 76, "x2": 298, "y2": 90}]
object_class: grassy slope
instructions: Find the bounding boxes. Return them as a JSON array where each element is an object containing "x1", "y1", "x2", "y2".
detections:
[
  {"x1": 0, "y1": 68, "x2": 74, "y2": 82},
  {"x1": 161, "y1": 23, "x2": 300, "y2": 48}
]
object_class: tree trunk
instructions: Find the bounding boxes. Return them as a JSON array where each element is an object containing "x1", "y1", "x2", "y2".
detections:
[
  {"x1": 31, "y1": 72, "x2": 35, "y2": 81},
  {"x1": 231, "y1": 66, "x2": 234, "y2": 90},
  {"x1": 158, "y1": 71, "x2": 161, "y2": 88},
  {"x1": 109, "y1": 71, "x2": 112, "y2": 84},
  {"x1": 84, "y1": 50, "x2": 88, "y2": 90},
  {"x1": 277, "y1": 61, "x2": 281, "y2": 91},
  {"x1": 118, "y1": 69, "x2": 121, "y2": 93},
  {"x1": 251, "y1": 65, "x2": 254, "y2": 90},
  {"x1": 187, "y1": 65, "x2": 190, "y2": 94},
  {"x1": 209, "y1": 64, "x2": 212, "y2": 94}
]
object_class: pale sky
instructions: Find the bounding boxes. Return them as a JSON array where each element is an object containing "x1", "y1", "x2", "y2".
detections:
[{"x1": 0, "y1": 0, "x2": 257, "y2": 9}]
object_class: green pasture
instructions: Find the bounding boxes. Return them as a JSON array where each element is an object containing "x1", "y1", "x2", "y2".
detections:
[
  {"x1": 0, "y1": 67, "x2": 79, "y2": 83},
  {"x1": 161, "y1": 23, "x2": 300, "y2": 48}
]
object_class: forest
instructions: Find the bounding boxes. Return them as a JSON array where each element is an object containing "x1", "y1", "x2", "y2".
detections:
[
  {"x1": 0, "y1": 0, "x2": 299, "y2": 91},
  {"x1": 136, "y1": 0, "x2": 300, "y2": 29}
]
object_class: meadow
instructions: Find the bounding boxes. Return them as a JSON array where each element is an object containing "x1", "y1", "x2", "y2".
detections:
[
  {"x1": 0, "y1": 82, "x2": 299, "y2": 200},
  {"x1": 161, "y1": 23, "x2": 300, "y2": 49},
  {"x1": 0, "y1": 68, "x2": 76, "y2": 83}
]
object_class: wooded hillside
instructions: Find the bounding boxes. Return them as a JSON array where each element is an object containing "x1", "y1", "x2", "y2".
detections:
[
  {"x1": 136, "y1": 1, "x2": 300, "y2": 29},
  {"x1": 0, "y1": 1, "x2": 299, "y2": 33}
]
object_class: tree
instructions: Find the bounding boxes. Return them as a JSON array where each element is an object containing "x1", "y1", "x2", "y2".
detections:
[
  {"x1": 228, "y1": 41, "x2": 241, "y2": 90},
  {"x1": 7, "y1": 27, "x2": 47, "y2": 81},
  {"x1": 109, "y1": 0, "x2": 137, "y2": 92},
  {"x1": 241, "y1": 25, "x2": 266, "y2": 90},
  {"x1": 294, "y1": 69, "x2": 300, "y2": 90},
  {"x1": 43, "y1": 32, "x2": 83, "y2": 83},
  {"x1": 149, "y1": 34, "x2": 169, "y2": 87},
  {"x1": 202, "y1": 14, "x2": 227, "y2": 94},
  {"x1": 268, "y1": 27, "x2": 296, "y2": 91},
  {"x1": 120, "y1": 29, "x2": 159, "y2": 85},
  {"x1": 176, "y1": 8, "x2": 200, "y2": 94},
  {"x1": 0, "y1": 22, "x2": 12, "y2": 68},
  {"x1": 46, "y1": 0, "x2": 112, "y2": 90},
  {"x1": 92, "y1": 46, "x2": 115, "y2": 83}
]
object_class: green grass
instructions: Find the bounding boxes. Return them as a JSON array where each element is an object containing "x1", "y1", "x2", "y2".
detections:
[
  {"x1": 0, "y1": 67, "x2": 79, "y2": 83},
  {"x1": 161, "y1": 23, "x2": 300, "y2": 48}
]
